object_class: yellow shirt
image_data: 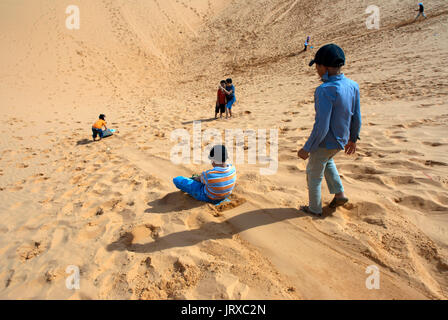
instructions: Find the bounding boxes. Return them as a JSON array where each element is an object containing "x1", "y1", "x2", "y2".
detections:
[{"x1": 92, "y1": 120, "x2": 106, "y2": 129}]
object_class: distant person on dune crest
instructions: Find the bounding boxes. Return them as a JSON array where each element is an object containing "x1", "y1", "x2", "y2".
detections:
[
  {"x1": 304, "y1": 36, "x2": 311, "y2": 51},
  {"x1": 220, "y1": 78, "x2": 236, "y2": 119},
  {"x1": 215, "y1": 80, "x2": 227, "y2": 119},
  {"x1": 173, "y1": 145, "x2": 236, "y2": 204},
  {"x1": 92, "y1": 114, "x2": 108, "y2": 141},
  {"x1": 297, "y1": 44, "x2": 361, "y2": 217},
  {"x1": 415, "y1": 2, "x2": 427, "y2": 20}
]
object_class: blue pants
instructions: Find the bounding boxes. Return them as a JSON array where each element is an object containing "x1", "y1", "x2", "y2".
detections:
[
  {"x1": 415, "y1": 12, "x2": 427, "y2": 19},
  {"x1": 226, "y1": 97, "x2": 236, "y2": 110},
  {"x1": 92, "y1": 128, "x2": 103, "y2": 139},
  {"x1": 307, "y1": 148, "x2": 344, "y2": 214},
  {"x1": 173, "y1": 176, "x2": 222, "y2": 204}
]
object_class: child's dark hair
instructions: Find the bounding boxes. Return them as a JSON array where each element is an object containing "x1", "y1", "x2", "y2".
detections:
[
  {"x1": 220, "y1": 80, "x2": 226, "y2": 85},
  {"x1": 99, "y1": 114, "x2": 106, "y2": 120},
  {"x1": 226, "y1": 78, "x2": 232, "y2": 84},
  {"x1": 209, "y1": 145, "x2": 228, "y2": 163}
]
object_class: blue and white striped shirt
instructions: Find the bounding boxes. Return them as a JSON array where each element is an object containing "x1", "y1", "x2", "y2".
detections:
[{"x1": 201, "y1": 164, "x2": 237, "y2": 200}]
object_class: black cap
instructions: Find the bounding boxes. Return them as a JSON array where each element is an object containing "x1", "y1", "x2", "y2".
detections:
[
  {"x1": 208, "y1": 145, "x2": 228, "y2": 163},
  {"x1": 309, "y1": 44, "x2": 345, "y2": 67}
]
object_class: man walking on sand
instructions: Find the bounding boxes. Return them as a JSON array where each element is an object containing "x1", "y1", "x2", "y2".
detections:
[{"x1": 415, "y1": 2, "x2": 427, "y2": 20}]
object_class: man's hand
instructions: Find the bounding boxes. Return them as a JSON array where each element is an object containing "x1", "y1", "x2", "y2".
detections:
[
  {"x1": 345, "y1": 141, "x2": 357, "y2": 155},
  {"x1": 297, "y1": 148, "x2": 309, "y2": 160}
]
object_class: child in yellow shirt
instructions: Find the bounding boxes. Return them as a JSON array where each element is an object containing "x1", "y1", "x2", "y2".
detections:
[{"x1": 92, "y1": 114, "x2": 108, "y2": 141}]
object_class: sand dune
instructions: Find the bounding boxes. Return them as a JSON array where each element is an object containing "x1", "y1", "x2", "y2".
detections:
[{"x1": 0, "y1": 0, "x2": 447, "y2": 299}]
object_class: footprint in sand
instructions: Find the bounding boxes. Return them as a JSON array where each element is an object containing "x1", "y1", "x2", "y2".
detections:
[
  {"x1": 341, "y1": 164, "x2": 386, "y2": 175},
  {"x1": 8, "y1": 185, "x2": 24, "y2": 192},
  {"x1": 380, "y1": 233, "x2": 411, "y2": 256},
  {"x1": 341, "y1": 201, "x2": 386, "y2": 219},
  {"x1": 107, "y1": 224, "x2": 161, "y2": 251},
  {"x1": 4, "y1": 270, "x2": 15, "y2": 288},
  {"x1": 408, "y1": 159, "x2": 448, "y2": 168},
  {"x1": 17, "y1": 241, "x2": 46, "y2": 262},
  {"x1": 287, "y1": 163, "x2": 306, "y2": 173},
  {"x1": 78, "y1": 221, "x2": 107, "y2": 241},
  {"x1": 44, "y1": 268, "x2": 66, "y2": 284},
  {"x1": 418, "y1": 103, "x2": 433, "y2": 108},
  {"x1": 209, "y1": 194, "x2": 247, "y2": 216},
  {"x1": 423, "y1": 141, "x2": 445, "y2": 147},
  {"x1": 394, "y1": 195, "x2": 448, "y2": 213},
  {"x1": 31, "y1": 173, "x2": 49, "y2": 183},
  {"x1": 423, "y1": 160, "x2": 448, "y2": 167}
]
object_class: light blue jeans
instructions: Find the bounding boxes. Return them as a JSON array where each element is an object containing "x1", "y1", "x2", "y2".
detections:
[
  {"x1": 226, "y1": 97, "x2": 236, "y2": 110},
  {"x1": 415, "y1": 12, "x2": 427, "y2": 19},
  {"x1": 173, "y1": 176, "x2": 222, "y2": 204},
  {"x1": 306, "y1": 148, "x2": 344, "y2": 214}
]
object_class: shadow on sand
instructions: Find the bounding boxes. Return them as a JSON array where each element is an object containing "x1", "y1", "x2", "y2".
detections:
[
  {"x1": 181, "y1": 117, "x2": 216, "y2": 125},
  {"x1": 145, "y1": 191, "x2": 204, "y2": 214},
  {"x1": 76, "y1": 139, "x2": 95, "y2": 146},
  {"x1": 107, "y1": 206, "x2": 335, "y2": 254}
]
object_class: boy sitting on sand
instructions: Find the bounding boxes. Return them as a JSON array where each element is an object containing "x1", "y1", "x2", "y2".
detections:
[
  {"x1": 215, "y1": 80, "x2": 227, "y2": 119},
  {"x1": 173, "y1": 145, "x2": 236, "y2": 204},
  {"x1": 297, "y1": 44, "x2": 361, "y2": 216},
  {"x1": 92, "y1": 114, "x2": 108, "y2": 141}
]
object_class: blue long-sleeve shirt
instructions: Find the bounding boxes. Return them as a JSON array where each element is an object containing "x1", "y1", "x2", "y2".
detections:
[{"x1": 303, "y1": 73, "x2": 361, "y2": 153}]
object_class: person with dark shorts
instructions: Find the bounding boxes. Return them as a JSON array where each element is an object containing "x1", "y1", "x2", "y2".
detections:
[
  {"x1": 304, "y1": 36, "x2": 311, "y2": 51},
  {"x1": 215, "y1": 80, "x2": 227, "y2": 119},
  {"x1": 415, "y1": 2, "x2": 427, "y2": 20},
  {"x1": 92, "y1": 114, "x2": 108, "y2": 141}
]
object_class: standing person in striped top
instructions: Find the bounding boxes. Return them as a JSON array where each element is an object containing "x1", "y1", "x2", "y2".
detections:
[{"x1": 173, "y1": 145, "x2": 236, "y2": 204}]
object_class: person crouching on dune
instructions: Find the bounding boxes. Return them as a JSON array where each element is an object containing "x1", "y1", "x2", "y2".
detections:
[{"x1": 92, "y1": 114, "x2": 108, "y2": 141}]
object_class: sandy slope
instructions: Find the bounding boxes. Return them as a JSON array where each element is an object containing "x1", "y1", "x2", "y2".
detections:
[{"x1": 0, "y1": 0, "x2": 447, "y2": 299}]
